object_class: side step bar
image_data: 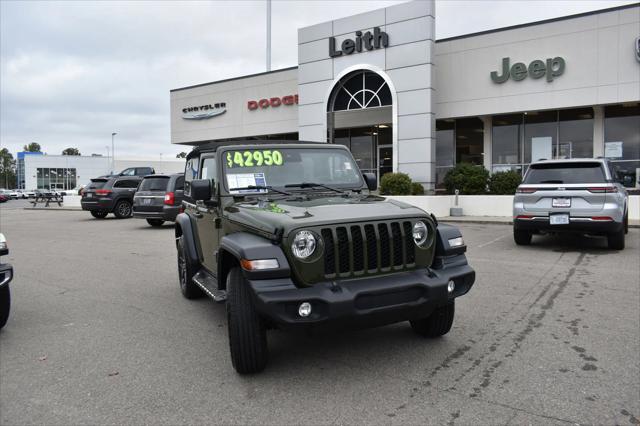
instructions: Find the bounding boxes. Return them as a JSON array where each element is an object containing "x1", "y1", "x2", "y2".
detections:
[{"x1": 192, "y1": 270, "x2": 227, "y2": 303}]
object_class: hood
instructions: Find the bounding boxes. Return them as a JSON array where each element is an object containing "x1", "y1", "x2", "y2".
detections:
[{"x1": 223, "y1": 194, "x2": 428, "y2": 236}]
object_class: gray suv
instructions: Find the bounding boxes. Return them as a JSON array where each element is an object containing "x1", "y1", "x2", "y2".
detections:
[{"x1": 513, "y1": 159, "x2": 628, "y2": 250}]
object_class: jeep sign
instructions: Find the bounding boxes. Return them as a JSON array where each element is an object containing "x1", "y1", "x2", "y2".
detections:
[{"x1": 491, "y1": 57, "x2": 565, "y2": 83}]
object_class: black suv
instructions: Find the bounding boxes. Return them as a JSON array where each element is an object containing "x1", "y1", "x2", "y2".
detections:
[
  {"x1": 81, "y1": 176, "x2": 142, "y2": 219},
  {"x1": 175, "y1": 141, "x2": 475, "y2": 374},
  {"x1": 133, "y1": 174, "x2": 185, "y2": 227}
]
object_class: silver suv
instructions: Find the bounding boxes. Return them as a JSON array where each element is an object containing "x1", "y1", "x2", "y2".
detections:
[{"x1": 513, "y1": 159, "x2": 629, "y2": 250}]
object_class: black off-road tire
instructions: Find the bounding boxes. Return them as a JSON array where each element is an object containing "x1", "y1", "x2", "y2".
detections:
[
  {"x1": 624, "y1": 211, "x2": 629, "y2": 235},
  {"x1": 226, "y1": 267, "x2": 268, "y2": 374},
  {"x1": 607, "y1": 227, "x2": 625, "y2": 250},
  {"x1": 90, "y1": 210, "x2": 108, "y2": 219},
  {"x1": 410, "y1": 301, "x2": 455, "y2": 338},
  {"x1": 0, "y1": 284, "x2": 10, "y2": 329},
  {"x1": 147, "y1": 219, "x2": 165, "y2": 227},
  {"x1": 177, "y1": 236, "x2": 203, "y2": 299},
  {"x1": 514, "y1": 228, "x2": 532, "y2": 245},
  {"x1": 113, "y1": 200, "x2": 132, "y2": 219}
]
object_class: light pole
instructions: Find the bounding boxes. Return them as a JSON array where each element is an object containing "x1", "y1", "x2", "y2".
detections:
[
  {"x1": 111, "y1": 132, "x2": 117, "y2": 173},
  {"x1": 105, "y1": 146, "x2": 110, "y2": 174}
]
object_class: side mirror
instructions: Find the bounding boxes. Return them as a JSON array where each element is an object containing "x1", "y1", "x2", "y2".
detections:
[
  {"x1": 362, "y1": 173, "x2": 377, "y2": 191},
  {"x1": 191, "y1": 179, "x2": 212, "y2": 201}
]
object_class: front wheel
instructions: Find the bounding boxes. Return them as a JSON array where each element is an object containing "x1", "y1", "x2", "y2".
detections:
[
  {"x1": 514, "y1": 228, "x2": 532, "y2": 245},
  {"x1": 0, "y1": 284, "x2": 10, "y2": 329},
  {"x1": 90, "y1": 210, "x2": 108, "y2": 219},
  {"x1": 227, "y1": 267, "x2": 268, "y2": 374},
  {"x1": 113, "y1": 200, "x2": 132, "y2": 219},
  {"x1": 410, "y1": 301, "x2": 455, "y2": 338},
  {"x1": 146, "y1": 219, "x2": 164, "y2": 227}
]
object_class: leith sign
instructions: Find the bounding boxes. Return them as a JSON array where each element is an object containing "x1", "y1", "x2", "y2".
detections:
[
  {"x1": 491, "y1": 57, "x2": 566, "y2": 83},
  {"x1": 329, "y1": 27, "x2": 389, "y2": 58}
]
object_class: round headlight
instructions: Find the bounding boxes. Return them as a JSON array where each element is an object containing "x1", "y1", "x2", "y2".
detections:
[
  {"x1": 291, "y1": 230, "x2": 317, "y2": 259},
  {"x1": 413, "y1": 221, "x2": 429, "y2": 247}
]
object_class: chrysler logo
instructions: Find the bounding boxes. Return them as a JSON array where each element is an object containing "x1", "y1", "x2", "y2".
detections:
[
  {"x1": 636, "y1": 37, "x2": 640, "y2": 62},
  {"x1": 182, "y1": 102, "x2": 227, "y2": 120}
]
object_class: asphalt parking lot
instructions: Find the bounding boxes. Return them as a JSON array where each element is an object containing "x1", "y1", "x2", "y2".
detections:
[{"x1": 0, "y1": 206, "x2": 638, "y2": 425}]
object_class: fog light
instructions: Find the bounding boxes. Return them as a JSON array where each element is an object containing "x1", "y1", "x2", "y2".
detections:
[
  {"x1": 447, "y1": 280, "x2": 455, "y2": 293},
  {"x1": 298, "y1": 302, "x2": 312, "y2": 317}
]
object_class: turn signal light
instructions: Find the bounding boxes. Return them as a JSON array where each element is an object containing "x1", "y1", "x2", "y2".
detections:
[
  {"x1": 164, "y1": 192, "x2": 175, "y2": 205},
  {"x1": 240, "y1": 258, "x2": 279, "y2": 271}
]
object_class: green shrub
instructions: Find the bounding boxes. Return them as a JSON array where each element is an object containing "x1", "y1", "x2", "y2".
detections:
[
  {"x1": 443, "y1": 163, "x2": 489, "y2": 195},
  {"x1": 489, "y1": 170, "x2": 522, "y2": 194},
  {"x1": 411, "y1": 182, "x2": 425, "y2": 195},
  {"x1": 380, "y1": 172, "x2": 412, "y2": 195}
]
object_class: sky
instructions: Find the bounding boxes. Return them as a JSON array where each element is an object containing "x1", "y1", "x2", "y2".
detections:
[{"x1": 0, "y1": 0, "x2": 636, "y2": 160}]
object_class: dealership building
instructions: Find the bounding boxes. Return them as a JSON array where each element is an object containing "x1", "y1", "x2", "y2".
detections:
[
  {"x1": 170, "y1": 1, "x2": 640, "y2": 191},
  {"x1": 16, "y1": 153, "x2": 185, "y2": 191}
]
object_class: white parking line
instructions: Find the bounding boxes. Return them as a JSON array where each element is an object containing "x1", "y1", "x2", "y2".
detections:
[{"x1": 477, "y1": 233, "x2": 509, "y2": 248}]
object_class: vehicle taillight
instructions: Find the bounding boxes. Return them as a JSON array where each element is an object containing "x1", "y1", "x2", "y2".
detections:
[
  {"x1": 516, "y1": 187, "x2": 537, "y2": 193},
  {"x1": 164, "y1": 192, "x2": 175, "y2": 206},
  {"x1": 515, "y1": 215, "x2": 534, "y2": 219},
  {"x1": 587, "y1": 186, "x2": 617, "y2": 193},
  {"x1": 591, "y1": 216, "x2": 613, "y2": 221},
  {"x1": 95, "y1": 189, "x2": 112, "y2": 196}
]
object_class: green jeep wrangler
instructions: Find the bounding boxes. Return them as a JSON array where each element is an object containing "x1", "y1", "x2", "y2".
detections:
[{"x1": 175, "y1": 141, "x2": 475, "y2": 374}]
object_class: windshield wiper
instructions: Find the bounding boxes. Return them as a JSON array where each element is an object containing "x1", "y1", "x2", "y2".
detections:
[
  {"x1": 284, "y1": 182, "x2": 345, "y2": 194},
  {"x1": 229, "y1": 185, "x2": 291, "y2": 195}
]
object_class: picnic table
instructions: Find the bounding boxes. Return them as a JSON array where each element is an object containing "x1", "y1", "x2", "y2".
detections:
[{"x1": 30, "y1": 194, "x2": 63, "y2": 207}]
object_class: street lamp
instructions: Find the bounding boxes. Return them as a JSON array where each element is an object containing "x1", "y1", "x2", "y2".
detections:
[
  {"x1": 111, "y1": 132, "x2": 117, "y2": 173},
  {"x1": 105, "y1": 146, "x2": 110, "y2": 175}
]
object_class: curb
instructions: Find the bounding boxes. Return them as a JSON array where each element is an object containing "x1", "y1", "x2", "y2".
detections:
[
  {"x1": 24, "y1": 207, "x2": 82, "y2": 211},
  {"x1": 440, "y1": 217, "x2": 640, "y2": 228}
]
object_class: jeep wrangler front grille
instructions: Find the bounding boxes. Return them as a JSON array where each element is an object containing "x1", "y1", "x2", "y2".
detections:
[{"x1": 320, "y1": 220, "x2": 416, "y2": 278}]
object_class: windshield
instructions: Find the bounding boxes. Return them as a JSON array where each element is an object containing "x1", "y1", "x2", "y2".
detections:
[
  {"x1": 139, "y1": 177, "x2": 169, "y2": 191},
  {"x1": 222, "y1": 148, "x2": 363, "y2": 194},
  {"x1": 524, "y1": 162, "x2": 606, "y2": 184},
  {"x1": 87, "y1": 179, "x2": 107, "y2": 189}
]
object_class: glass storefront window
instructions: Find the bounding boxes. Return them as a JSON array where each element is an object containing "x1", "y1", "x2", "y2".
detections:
[
  {"x1": 605, "y1": 103, "x2": 640, "y2": 188},
  {"x1": 524, "y1": 110, "x2": 557, "y2": 163},
  {"x1": 455, "y1": 117, "x2": 484, "y2": 165},
  {"x1": 559, "y1": 108, "x2": 593, "y2": 159},
  {"x1": 436, "y1": 120, "x2": 455, "y2": 189},
  {"x1": 492, "y1": 113, "x2": 522, "y2": 166}
]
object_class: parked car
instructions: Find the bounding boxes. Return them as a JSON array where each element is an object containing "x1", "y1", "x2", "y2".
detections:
[
  {"x1": 0, "y1": 194, "x2": 8, "y2": 203},
  {"x1": 133, "y1": 174, "x2": 184, "y2": 227},
  {"x1": 119, "y1": 167, "x2": 155, "y2": 177},
  {"x1": 175, "y1": 141, "x2": 475, "y2": 374},
  {"x1": 513, "y1": 158, "x2": 629, "y2": 250},
  {"x1": 81, "y1": 176, "x2": 141, "y2": 219},
  {"x1": 7, "y1": 190, "x2": 19, "y2": 199},
  {"x1": 0, "y1": 233, "x2": 14, "y2": 329},
  {"x1": 22, "y1": 190, "x2": 36, "y2": 198}
]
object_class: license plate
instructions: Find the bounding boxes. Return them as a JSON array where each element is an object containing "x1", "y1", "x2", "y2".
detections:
[
  {"x1": 143, "y1": 198, "x2": 151, "y2": 205},
  {"x1": 85, "y1": 193, "x2": 92, "y2": 198},
  {"x1": 552, "y1": 197, "x2": 571, "y2": 208},
  {"x1": 550, "y1": 214, "x2": 569, "y2": 225}
]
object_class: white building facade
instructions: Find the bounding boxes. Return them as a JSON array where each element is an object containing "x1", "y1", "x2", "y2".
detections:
[
  {"x1": 22, "y1": 154, "x2": 185, "y2": 191},
  {"x1": 170, "y1": 2, "x2": 640, "y2": 191}
]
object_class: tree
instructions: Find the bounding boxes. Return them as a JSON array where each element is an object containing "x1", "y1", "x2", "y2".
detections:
[
  {"x1": 0, "y1": 148, "x2": 16, "y2": 189},
  {"x1": 23, "y1": 142, "x2": 41, "y2": 152},
  {"x1": 62, "y1": 147, "x2": 81, "y2": 156},
  {"x1": 176, "y1": 152, "x2": 187, "y2": 158}
]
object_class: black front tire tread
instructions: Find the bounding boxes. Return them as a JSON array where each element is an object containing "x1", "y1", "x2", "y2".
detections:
[
  {"x1": 410, "y1": 301, "x2": 455, "y2": 338},
  {"x1": 90, "y1": 211, "x2": 108, "y2": 219},
  {"x1": 177, "y1": 237, "x2": 203, "y2": 299},
  {"x1": 513, "y1": 228, "x2": 532, "y2": 245},
  {"x1": 147, "y1": 219, "x2": 164, "y2": 227},
  {"x1": 227, "y1": 267, "x2": 268, "y2": 374}
]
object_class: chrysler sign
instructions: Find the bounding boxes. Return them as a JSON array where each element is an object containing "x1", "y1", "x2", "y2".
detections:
[{"x1": 182, "y1": 102, "x2": 227, "y2": 120}]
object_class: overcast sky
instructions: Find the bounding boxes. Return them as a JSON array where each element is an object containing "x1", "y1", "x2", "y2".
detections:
[{"x1": 1, "y1": 0, "x2": 636, "y2": 159}]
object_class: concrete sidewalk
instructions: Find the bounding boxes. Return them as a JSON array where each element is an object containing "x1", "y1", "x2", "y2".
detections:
[{"x1": 441, "y1": 215, "x2": 640, "y2": 228}]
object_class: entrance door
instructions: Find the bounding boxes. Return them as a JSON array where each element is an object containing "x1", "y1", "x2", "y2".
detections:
[{"x1": 378, "y1": 145, "x2": 393, "y2": 181}]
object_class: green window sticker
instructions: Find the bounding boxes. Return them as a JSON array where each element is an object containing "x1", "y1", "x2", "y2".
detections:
[{"x1": 226, "y1": 150, "x2": 284, "y2": 168}]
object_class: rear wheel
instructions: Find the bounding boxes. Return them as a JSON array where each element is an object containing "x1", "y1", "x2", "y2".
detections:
[
  {"x1": 227, "y1": 267, "x2": 268, "y2": 374},
  {"x1": 177, "y1": 236, "x2": 203, "y2": 299},
  {"x1": 624, "y1": 211, "x2": 629, "y2": 235},
  {"x1": 410, "y1": 301, "x2": 455, "y2": 337},
  {"x1": 514, "y1": 228, "x2": 532, "y2": 245},
  {"x1": 146, "y1": 219, "x2": 164, "y2": 227},
  {"x1": 90, "y1": 210, "x2": 108, "y2": 219},
  {"x1": 607, "y1": 227, "x2": 625, "y2": 250},
  {"x1": 113, "y1": 200, "x2": 132, "y2": 219},
  {"x1": 0, "y1": 284, "x2": 10, "y2": 329}
]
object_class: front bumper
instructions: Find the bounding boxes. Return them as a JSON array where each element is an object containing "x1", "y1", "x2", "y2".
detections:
[
  {"x1": 247, "y1": 256, "x2": 475, "y2": 330},
  {"x1": 514, "y1": 216, "x2": 623, "y2": 234},
  {"x1": 0, "y1": 264, "x2": 13, "y2": 288}
]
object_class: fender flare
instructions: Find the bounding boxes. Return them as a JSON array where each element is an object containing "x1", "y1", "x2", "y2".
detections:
[
  {"x1": 219, "y1": 232, "x2": 291, "y2": 280},
  {"x1": 175, "y1": 213, "x2": 200, "y2": 266}
]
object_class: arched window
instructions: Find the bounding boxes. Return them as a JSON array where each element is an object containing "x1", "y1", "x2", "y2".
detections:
[{"x1": 328, "y1": 71, "x2": 392, "y2": 112}]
